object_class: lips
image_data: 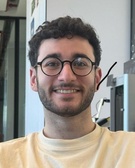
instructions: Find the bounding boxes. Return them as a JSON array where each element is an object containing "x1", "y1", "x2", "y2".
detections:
[
  {"x1": 52, "y1": 83, "x2": 81, "y2": 95},
  {"x1": 55, "y1": 89, "x2": 78, "y2": 93}
]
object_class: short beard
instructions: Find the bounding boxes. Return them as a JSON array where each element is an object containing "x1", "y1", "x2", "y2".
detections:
[{"x1": 37, "y1": 81, "x2": 95, "y2": 117}]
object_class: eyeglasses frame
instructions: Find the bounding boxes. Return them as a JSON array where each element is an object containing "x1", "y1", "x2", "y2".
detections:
[{"x1": 34, "y1": 56, "x2": 97, "y2": 77}]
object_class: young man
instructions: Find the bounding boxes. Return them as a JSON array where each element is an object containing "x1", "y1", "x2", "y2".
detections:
[{"x1": 0, "y1": 16, "x2": 135, "y2": 168}]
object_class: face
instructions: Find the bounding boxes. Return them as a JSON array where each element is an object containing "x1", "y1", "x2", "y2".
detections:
[{"x1": 30, "y1": 36, "x2": 102, "y2": 117}]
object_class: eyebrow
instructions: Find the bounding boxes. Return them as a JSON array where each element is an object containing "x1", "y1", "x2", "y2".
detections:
[
  {"x1": 44, "y1": 53, "x2": 90, "y2": 60},
  {"x1": 72, "y1": 53, "x2": 90, "y2": 59},
  {"x1": 45, "y1": 53, "x2": 61, "y2": 59}
]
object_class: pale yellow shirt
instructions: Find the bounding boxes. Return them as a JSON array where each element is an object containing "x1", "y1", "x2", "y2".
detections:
[{"x1": 0, "y1": 124, "x2": 135, "y2": 168}]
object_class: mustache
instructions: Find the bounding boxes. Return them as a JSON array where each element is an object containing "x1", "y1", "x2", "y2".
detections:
[{"x1": 52, "y1": 83, "x2": 82, "y2": 90}]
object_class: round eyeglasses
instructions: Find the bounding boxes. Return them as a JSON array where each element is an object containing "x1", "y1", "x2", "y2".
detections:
[{"x1": 34, "y1": 56, "x2": 96, "y2": 77}]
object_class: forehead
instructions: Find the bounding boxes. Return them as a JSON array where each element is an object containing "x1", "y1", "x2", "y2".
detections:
[{"x1": 38, "y1": 36, "x2": 95, "y2": 61}]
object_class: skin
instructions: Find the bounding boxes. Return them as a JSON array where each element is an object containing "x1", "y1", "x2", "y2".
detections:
[{"x1": 30, "y1": 36, "x2": 102, "y2": 139}]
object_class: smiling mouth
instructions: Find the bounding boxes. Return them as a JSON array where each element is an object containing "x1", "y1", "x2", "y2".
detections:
[
  {"x1": 55, "y1": 89, "x2": 79, "y2": 94},
  {"x1": 53, "y1": 84, "x2": 81, "y2": 94}
]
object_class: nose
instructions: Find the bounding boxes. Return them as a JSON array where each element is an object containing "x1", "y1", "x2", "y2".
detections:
[{"x1": 57, "y1": 63, "x2": 77, "y2": 82}]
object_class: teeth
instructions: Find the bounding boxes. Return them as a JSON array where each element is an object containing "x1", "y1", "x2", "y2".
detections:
[{"x1": 56, "y1": 90, "x2": 77, "y2": 93}]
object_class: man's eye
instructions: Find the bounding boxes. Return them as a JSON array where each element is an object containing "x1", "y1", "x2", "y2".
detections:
[
  {"x1": 44, "y1": 61, "x2": 60, "y2": 68},
  {"x1": 73, "y1": 61, "x2": 87, "y2": 67},
  {"x1": 47, "y1": 62, "x2": 58, "y2": 66}
]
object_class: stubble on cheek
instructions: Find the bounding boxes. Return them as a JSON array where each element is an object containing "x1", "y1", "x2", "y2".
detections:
[
  {"x1": 36, "y1": 74, "x2": 97, "y2": 117},
  {"x1": 37, "y1": 82, "x2": 95, "y2": 117}
]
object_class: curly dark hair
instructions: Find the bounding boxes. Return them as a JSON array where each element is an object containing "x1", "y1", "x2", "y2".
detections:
[{"x1": 28, "y1": 16, "x2": 102, "y2": 67}]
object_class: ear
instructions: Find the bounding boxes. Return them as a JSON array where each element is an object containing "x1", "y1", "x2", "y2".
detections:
[
  {"x1": 94, "y1": 67, "x2": 102, "y2": 92},
  {"x1": 30, "y1": 67, "x2": 38, "y2": 92}
]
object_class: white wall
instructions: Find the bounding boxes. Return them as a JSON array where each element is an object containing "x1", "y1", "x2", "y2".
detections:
[
  {"x1": 25, "y1": 0, "x2": 131, "y2": 134},
  {"x1": 25, "y1": 0, "x2": 46, "y2": 135}
]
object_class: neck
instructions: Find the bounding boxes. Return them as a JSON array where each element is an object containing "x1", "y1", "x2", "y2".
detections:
[{"x1": 43, "y1": 108, "x2": 95, "y2": 139}]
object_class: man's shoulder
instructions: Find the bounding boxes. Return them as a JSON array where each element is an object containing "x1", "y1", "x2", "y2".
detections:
[
  {"x1": 0, "y1": 132, "x2": 40, "y2": 167},
  {"x1": 101, "y1": 126, "x2": 135, "y2": 143},
  {"x1": 107, "y1": 128, "x2": 135, "y2": 136},
  {"x1": 0, "y1": 132, "x2": 39, "y2": 150}
]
